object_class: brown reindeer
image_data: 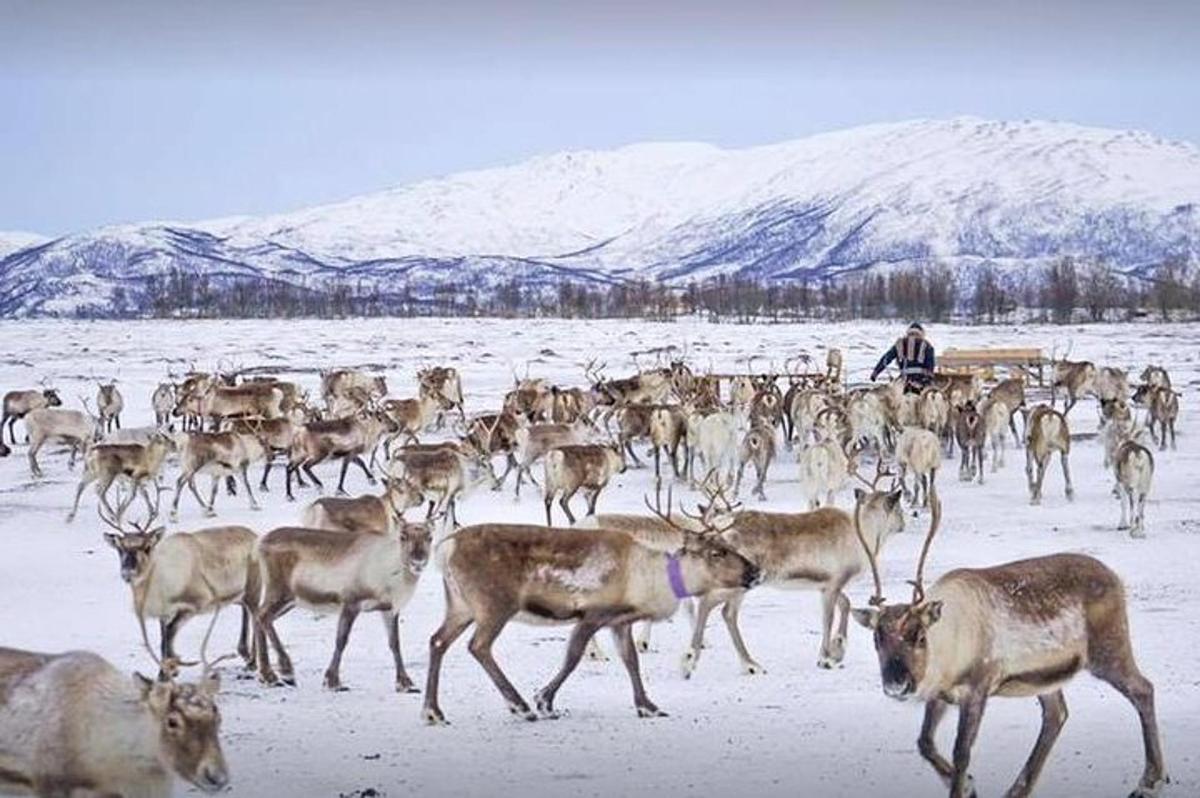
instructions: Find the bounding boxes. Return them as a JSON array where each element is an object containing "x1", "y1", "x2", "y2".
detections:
[
  {"x1": 170, "y1": 431, "x2": 267, "y2": 520},
  {"x1": 96, "y1": 381, "x2": 125, "y2": 433},
  {"x1": 285, "y1": 411, "x2": 397, "y2": 500},
  {"x1": 1050, "y1": 359, "x2": 1096, "y2": 415},
  {"x1": 954, "y1": 399, "x2": 986, "y2": 484},
  {"x1": 649, "y1": 404, "x2": 689, "y2": 481},
  {"x1": 1024, "y1": 405, "x2": 1074, "y2": 504},
  {"x1": 542, "y1": 444, "x2": 626, "y2": 525},
  {"x1": 733, "y1": 421, "x2": 776, "y2": 500},
  {"x1": 851, "y1": 491, "x2": 1167, "y2": 798},
  {"x1": 66, "y1": 432, "x2": 174, "y2": 522},
  {"x1": 418, "y1": 366, "x2": 465, "y2": 424},
  {"x1": 1, "y1": 385, "x2": 62, "y2": 444},
  {"x1": 1135, "y1": 385, "x2": 1179, "y2": 451},
  {"x1": 421, "y1": 519, "x2": 760, "y2": 724}
]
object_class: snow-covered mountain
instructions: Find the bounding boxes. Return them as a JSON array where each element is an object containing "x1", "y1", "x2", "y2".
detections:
[
  {"x1": 2, "y1": 117, "x2": 1198, "y2": 316},
  {"x1": 0, "y1": 231, "x2": 48, "y2": 259}
]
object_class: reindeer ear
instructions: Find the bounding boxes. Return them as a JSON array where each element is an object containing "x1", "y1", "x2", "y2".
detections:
[
  {"x1": 885, "y1": 490, "x2": 903, "y2": 510},
  {"x1": 853, "y1": 487, "x2": 867, "y2": 503},
  {"x1": 103, "y1": 532, "x2": 122, "y2": 550},
  {"x1": 851, "y1": 607, "x2": 880, "y2": 629},
  {"x1": 149, "y1": 527, "x2": 166, "y2": 545},
  {"x1": 917, "y1": 601, "x2": 943, "y2": 626},
  {"x1": 133, "y1": 671, "x2": 154, "y2": 696}
]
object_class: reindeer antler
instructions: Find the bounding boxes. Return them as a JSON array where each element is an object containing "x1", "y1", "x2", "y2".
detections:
[
  {"x1": 851, "y1": 456, "x2": 894, "y2": 491},
  {"x1": 908, "y1": 488, "x2": 942, "y2": 605},
  {"x1": 851, "y1": 493, "x2": 886, "y2": 607}
]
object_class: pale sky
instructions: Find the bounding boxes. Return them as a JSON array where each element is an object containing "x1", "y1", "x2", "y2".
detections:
[{"x1": 2, "y1": 0, "x2": 1197, "y2": 235}]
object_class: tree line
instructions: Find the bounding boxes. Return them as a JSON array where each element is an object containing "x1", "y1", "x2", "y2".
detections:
[{"x1": 94, "y1": 257, "x2": 1199, "y2": 323}]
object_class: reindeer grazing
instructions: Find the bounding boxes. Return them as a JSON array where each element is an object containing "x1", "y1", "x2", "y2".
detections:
[
  {"x1": 96, "y1": 381, "x2": 125, "y2": 433},
  {"x1": 649, "y1": 404, "x2": 689, "y2": 481},
  {"x1": 680, "y1": 477, "x2": 905, "y2": 677},
  {"x1": 2, "y1": 385, "x2": 62, "y2": 444},
  {"x1": 390, "y1": 443, "x2": 498, "y2": 526},
  {"x1": 512, "y1": 421, "x2": 585, "y2": 497},
  {"x1": 421, "y1": 515, "x2": 760, "y2": 724},
  {"x1": 851, "y1": 492, "x2": 1167, "y2": 798},
  {"x1": 24, "y1": 406, "x2": 100, "y2": 477},
  {"x1": 953, "y1": 400, "x2": 986, "y2": 484},
  {"x1": 98, "y1": 502, "x2": 260, "y2": 673},
  {"x1": 321, "y1": 368, "x2": 387, "y2": 412},
  {"x1": 418, "y1": 366, "x2": 465, "y2": 424},
  {"x1": 303, "y1": 477, "x2": 424, "y2": 535},
  {"x1": 285, "y1": 411, "x2": 396, "y2": 501},
  {"x1": 796, "y1": 438, "x2": 853, "y2": 510},
  {"x1": 543, "y1": 444, "x2": 626, "y2": 525},
  {"x1": 253, "y1": 521, "x2": 432, "y2": 692},
  {"x1": 170, "y1": 430, "x2": 267, "y2": 520},
  {"x1": 66, "y1": 432, "x2": 174, "y2": 522},
  {"x1": 151, "y1": 381, "x2": 177, "y2": 429},
  {"x1": 0, "y1": 647, "x2": 229, "y2": 798},
  {"x1": 1134, "y1": 385, "x2": 1179, "y2": 451},
  {"x1": 896, "y1": 426, "x2": 942, "y2": 508},
  {"x1": 1050, "y1": 358, "x2": 1096, "y2": 415},
  {"x1": 1024, "y1": 405, "x2": 1074, "y2": 505},
  {"x1": 734, "y1": 421, "x2": 776, "y2": 500}
]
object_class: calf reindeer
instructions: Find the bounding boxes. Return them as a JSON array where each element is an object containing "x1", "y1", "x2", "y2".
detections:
[
  {"x1": 67, "y1": 432, "x2": 173, "y2": 522},
  {"x1": 422, "y1": 520, "x2": 759, "y2": 724},
  {"x1": 171, "y1": 431, "x2": 266, "y2": 520},
  {"x1": 1024, "y1": 405, "x2": 1074, "y2": 505},
  {"x1": 381, "y1": 393, "x2": 446, "y2": 449},
  {"x1": 851, "y1": 493, "x2": 1167, "y2": 798},
  {"x1": 96, "y1": 381, "x2": 125, "y2": 433},
  {"x1": 0, "y1": 647, "x2": 228, "y2": 798},
  {"x1": 896, "y1": 426, "x2": 942, "y2": 508},
  {"x1": 303, "y1": 477, "x2": 424, "y2": 535},
  {"x1": 2, "y1": 386, "x2": 62, "y2": 444},
  {"x1": 99, "y1": 503, "x2": 259, "y2": 673},
  {"x1": 253, "y1": 521, "x2": 432, "y2": 692},
  {"x1": 543, "y1": 444, "x2": 626, "y2": 525},
  {"x1": 953, "y1": 400, "x2": 986, "y2": 484}
]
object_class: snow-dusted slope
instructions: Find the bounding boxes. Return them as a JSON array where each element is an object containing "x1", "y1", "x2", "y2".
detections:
[
  {"x1": 0, "y1": 231, "x2": 48, "y2": 259},
  {"x1": 2, "y1": 117, "x2": 1198, "y2": 316}
]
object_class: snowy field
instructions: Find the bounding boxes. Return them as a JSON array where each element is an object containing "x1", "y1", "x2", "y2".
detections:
[{"x1": 1, "y1": 316, "x2": 1197, "y2": 798}]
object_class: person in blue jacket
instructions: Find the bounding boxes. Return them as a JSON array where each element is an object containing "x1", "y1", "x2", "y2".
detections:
[{"x1": 870, "y1": 322, "x2": 935, "y2": 393}]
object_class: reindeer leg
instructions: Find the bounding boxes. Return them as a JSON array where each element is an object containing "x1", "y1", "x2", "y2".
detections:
[
  {"x1": 323, "y1": 604, "x2": 361, "y2": 691},
  {"x1": 612, "y1": 621, "x2": 665, "y2": 717},
  {"x1": 1060, "y1": 452, "x2": 1074, "y2": 502},
  {"x1": 260, "y1": 457, "x2": 272, "y2": 492},
  {"x1": 950, "y1": 691, "x2": 987, "y2": 798},
  {"x1": 1089, "y1": 654, "x2": 1167, "y2": 796},
  {"x1": 467, "y1": 610, "x2": 535, "y2": 720},
  {"x1": 543, "y1": 492, "x2": 555, "y2": 527},
  {"x1": 1034, "y1": 459, "x2": 1048, "y2": 505},
  {"x1": 681, "y1": 593, "x2": 721, "y2": 679},
  {"x1": 718, "y1": 592, "x2": 763, "y2": 675},
  {"x1": 817, "y1": 586, "x2": 842, "y2": 669},
  {"x1": 584, "y1": 487, "x2": 600, "y2": 517},
  {"x1": 335, "y1": 457, "x2": 352, "y2": 496},
  {"x1": 170, "y1": 471, "x2": 190, "y2": 520},
  {"x1": 634, "y1": 620, "x2": 653, "y2": 653},
  {"x1": 559, "y1": 489, "x2": 577, "y2": 525},
  {"x1": 206, "y1": 476, "x2": 220, "y2": 517},
  {"x1": 351, "y1": 454, "x2": 375, "y2": 484},
  {"x1": 304, "y1": 459, "x2": 324, "y2": 492},
  {"x1": 66, "y1": 471, "x2": 99, "y2": 522},
  {"x1": 422, "y1": 593, "x2": 475, "y2": 725},
  {"x1": 1003, "y1": 691, "x2": 1068, "y2": 798},
  {"x1": 255, "y1": 595, "x2": 295, "y2": 687},
  {"x1": 239, "y1": 465, "x2": 260, "y2": 511},
  {"x1": 623, "y1": 439, "x2": 644, "y2": 468},
  {"x1": 917, "y1": 699, "x2": 955, "y2": 786},
  {"x1": 27, "y1": 435, "x2": 44, "y2": 478},
  {"x1": 383, "y1": 611, "x2": 418, "y2": 693},
  {"x1": 534, "y1": 619, "x2": 604, "y2": 718},
  {"x1": 1118, "y1": 487, "x2": 1131, "y2": 530}
]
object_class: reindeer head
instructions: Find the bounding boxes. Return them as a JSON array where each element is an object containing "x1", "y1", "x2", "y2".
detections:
[
  {"x1": 398, "y1": 521, "x2": 433, "y2": 574},
  {"x1": 133, "y1": 670, "x2": 228, "y2": 793},
  {"x1": 851, "y1": 489, "x2": 942, "y2": 701},
  {"x1": 98, "y1": 382, "x2": 118, "y2": 403},
  {"x1": 644, "y1": 484, "x2": 760, "y2": 594},
  {"x1": 101, "y1": 522, "x2": 165, "y2": 584},
  {"x1": 42, "y1": 388, "x2": 63, "y2": 407}
]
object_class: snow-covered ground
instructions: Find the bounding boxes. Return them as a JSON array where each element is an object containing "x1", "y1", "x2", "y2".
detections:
[{"x1": 1, "y1": 317, "x2": 1197, "y2": 798}]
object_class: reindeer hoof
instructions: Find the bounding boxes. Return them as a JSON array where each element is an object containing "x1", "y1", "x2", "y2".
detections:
[
  {"x1": 680, "y1": 651, "x2": 698, "y2": 679},
  {"x1": 396, "y1": 681, "x2": 420, "y2": 694},
  {"x1": 323, "y1": 675, "x2": 346, "y2": 691},
  {"x1": 636, "y1": 704, "x2": 668, "y2": 718},
  {"x1": 635, "y1": 639, "x2": 651, "y2": 654},
  {"x1": 742, "y1": 662, "x2": 767, "y2": 676},
  {"x1": 281, "y1": 675, "x2": 296, "y2": 687},
  {"x1": 1128, "y1": 776, "x2": 1169, "y2": 798},
  {"x1": 533, "y1": 690, "x2": 561, "y2": 719},
  {"x1": 816, "y1": 656, "x2": 843, "y2": 670},
  {"x1": 422, "y1": 707, "x2": 449, "y2": 726},
  {"x1": 508, "y1": 703, "x2": 538, "y2": 722}
]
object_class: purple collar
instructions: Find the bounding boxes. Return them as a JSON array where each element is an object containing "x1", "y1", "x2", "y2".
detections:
[{"x1": 666, "y1": 555, "x2": 691, "y2": 599}]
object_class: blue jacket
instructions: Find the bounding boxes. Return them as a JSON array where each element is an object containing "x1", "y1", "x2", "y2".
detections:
[{"x1": 872, "y1": 333, "x2": 935, "y2": 383}]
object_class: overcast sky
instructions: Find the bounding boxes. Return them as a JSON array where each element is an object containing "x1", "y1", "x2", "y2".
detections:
[{"x1": 2, "y1": 0, "x2": 1197, "y2": 235}]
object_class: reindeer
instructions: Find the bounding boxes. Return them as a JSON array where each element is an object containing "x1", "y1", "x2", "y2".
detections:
[
  {"x1": 1050, "y1": 358, "x2": 1096, "y2": 415},
  {"x1": 1113, "y1": 433, "x2": 1155, "y2": 538},
  {"x1": 96, "y1": 381, "x2": 125, "y2": 433},
  {"x1": 98, "y1": 502, "x2": 260, "y2": 673},
  {"x1": 918, "y1": 387, "x2": 952, "y2": 454},
  {"x1": 683, "y1": 406, "x2": 739, "y2": 487},
  {"x1": 1139, "y1": 365, "x2": 1172, "y2": 392},
  {"x1": 615, "y1": 404, "x2": 656, "y2": 467},
  {"x1": 252, "y1": 521, "x2": 432, "y2": 693},
  {"x1": 170, "y1": 431, "x2": 267, "y2": 520},
  {"x1": 381, "y1": 393, "x2": 446, "y2": 450},
  {"x1": 285, "y1": 411, "x2": 396, "y2": 501},
  {"x1": 417, "y1": 366, "x2": 465, "y2": 424},
  {"x1": 303, "y1": 477, "x2": 424, "y2": 535},
  {"x1": 1, "y1": 385, "x2": 62, "y2": 444},
  {"x1": 512, "y1": 421, "x2": 585, "y2": 498},
  {"x1": 150, "y1": 381, "x2": 177, "y2": 429},
  {"x1": 649, "y1": 404, "x2": 689, "y2": 481},
  {"x1": 421, "y1": 516, "x2": 760, "y2": 724},
  {"x1": 986, "y1": 376, "x2": 1026, "y2": 441},
  {"x1": 390, "y1": 443, "x2": 499, "y2": 527},
  {"x1": 1095, "y1": 366, "x2": 1130, "y2": 403},
  {"x1": 954, "y1": 400, "x2": 986, "y2": 484},
  {"x1": 850, "y1": 491, "x2": 1167, "y2": 798},
  {"x1": 846, "y1": 390, "x2": 890, "y2": 456},
  {"x1": 980, "y1": 397, "x2": 1011, "y2": 472},
  {"x1": 586, "y1": 360, "x2": 672, "y2": 413},
  {"x1": 796, "y1": 437, "x2": 853, "y2": 510},
  {"x1": 1136, "y1": 385, "x2": 1178, "y2": 451},
  {"x1": 1024, "y1": 405, "x2": 1074, "y2": 505},
  {"x1": 463, "y1": 411, "x2": 521, "y2": 487},
  {"x1": 825, "y1": 348, "x2": 844, "y2": 387},
  {"x1": 504, "y1": 374, "x2": 551, "y2": 421},
  {"x1": 0, "y1": 647, "x2": 229, "y2": 797},
  {"x1": 733, "y1": 421, "x2": 776, "y2": 500},
  {"x1": 896, "y1": 426, "x2": 942, "y2": 508},
  {"x1": 176, "y1": 382, "x2": 284, "y2": 429},
  {"x1": 679, "y1": 475, "x2": 906, "y2": 677},
  {"x1": 543, "y1": 444, "x2": 626, "y2": 525},
  {"x1": 66, "y1": 432, "x2": 174, "y2": 522},
  {"x1": 24, "y1": 406, "x2": 100, "y2": 477},
  {"x1": 226, "y1": 414, "x2": 302, "y2": 491}
]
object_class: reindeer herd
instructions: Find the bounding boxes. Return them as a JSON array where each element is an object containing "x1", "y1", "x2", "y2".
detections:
[{"x1": 0, "y1": 346, "x2": 1183, "y2": 798}]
